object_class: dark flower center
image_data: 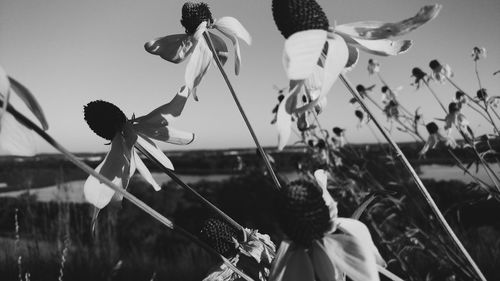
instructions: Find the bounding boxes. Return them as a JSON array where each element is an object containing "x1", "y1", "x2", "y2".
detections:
[
  {"x1": 332, "y1": 127, "x2": 343, "y2": 137},
  {"x1": 429, "y1": 59, "x2": 442, "y2": 71},
  {"x1": 355, "y1": 110, "x2": 364, "y2": 120},
  {"x1": 356, "y1": 84, "x2": 365, "y2": 93},
  {"x1": 278, "y1": 180, "x2": 331, "y2": 247},
  {"x1": 426, "y1": 122, "x2": 439, "y2": 135},
  {"x1": 381, "y1": 86, "x2": 389, "y2": 93},
  {"x1": 181, "y1": 2, "x2": 213, "y2": 35},
  {"x1": 272, "y1": 0, "x2": 329, "y2": 39},
  {"x1": 84, "y1": 100, "x2": 127, "y2": 141},
  {"x1": 412, "y1": 67, "x2": 427, "y2": 80},
  {"x1": 456, "y1": 91, "x2": 465, "y2": 100},
  {"x1": 477, "y1": 88, "x2": 488, "y2": 100},
  {"x1": 448, "y1": 102, "x2": 460, "y2": 113},
  {"x1": 199, "y1": 217, "x2": 242, "y2": 258}
]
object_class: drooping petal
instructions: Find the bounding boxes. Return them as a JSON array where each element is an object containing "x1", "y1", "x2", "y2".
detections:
[
  {"x1": 214, "y1": 17, "x2": 252, "y2": 45},
  {"x1": 337, "y1": 32, "x2": 412, "y2": 56},
  {"x1": 207, "y1": 32, "x2": 229, "y2": 66},
  {"x1": 0, "y1": 112, "x2": 36, "y2": 156},
  {"x1": 136, "y1": 134, "x2": 174, "y2": 170},
  {"x1": 283, "y1": 30, "x2": 327, "y2": 80},
  {"x1": 9, "y1": 77, "x2": 49, "y2": 130},
  {"x1": 144, "y1": 34, "x2": 195, "y2": 63},
  {"x1": 269, "y1": 240, "x2": 293, "y2": 281},
  {"x1": 220, "y1": 30, "x2": 242, "y2": 75},
  {"x1": 335, "y1": 218, "x2": 385, "y2": 267},
  {"x1": 335, "y1": 4, "x2": 442, "y2": 40},
  {"x1": 0, "y1": 66, "x2": 11, "y2": 120},
  {"x1": 321, "y1": 234, "x2": 379, "y2": 281},
  {"x1": 84, "y1": 134, "x2": 134, "y2": 209},
  {"x1": 276, "y1": 92, "x2": 293, "y2": 151},
  {"x1": 281, "y1": 248, "x2": 315, "y2": 281},
  {"x1": 311, "y1": 240, "x2": 339, "y2": 281},
  {"x1": 133, "y1": 149, "x2": 161, "y2": 191},
  {"x1": 344, "y1": 45, "x2": 359, "y2": 71},
  {"x1": 185, "y1": 39, "x2": 212, "y2": 101}
]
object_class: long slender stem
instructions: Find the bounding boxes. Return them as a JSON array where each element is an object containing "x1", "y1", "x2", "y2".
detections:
[
  {"x1": 422, "y1": 79, "x2": 448, "y2": 113},
  {"x1": 339, "y1": 74, "x2": 487, "y2": 281},
  {"x1": 134, "y1": 143, "x2": 245, "y2": 233},
  {"x1": 3, "y1": 102, "x2": 254, "y2": 281},
  {"x1": 203, "y1": 32, "x2": 281, "y2": 190},
  {"x1": 376, "y1": 73, "x2": 414, "y2": 118}
]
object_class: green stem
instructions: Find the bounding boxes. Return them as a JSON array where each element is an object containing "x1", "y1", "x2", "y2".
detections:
[
  {"x1": 3, "y1": 102, "x2": 254, "y2": 281},
  {"x1": 203, "y1": 32, "x2": 281, "y2": 190},
  {"x1": 340, "y1": 74, "x2": 487, "y2": 281}
]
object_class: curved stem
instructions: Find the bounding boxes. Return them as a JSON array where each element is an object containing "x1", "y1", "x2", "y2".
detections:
[
  {"x1": 203, "y1": 32, "x2": 281, "y2": 190},
  {"x1": 340, "y1": 74, "x2": 487, "y2": 281},
  {"x1": 3, "y1": 102, "x2": 254, "y2": 281}
]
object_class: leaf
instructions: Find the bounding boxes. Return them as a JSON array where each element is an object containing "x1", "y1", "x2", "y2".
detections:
[
  {"x1": 283, "y1": 30, "x2": 327, "y2": 80},
  {"x1": 144, "y1": 34, "x2": 195, "y2": 63},
  {"x1": 9, "y1": 77, "x2": 49, "y2": 130}
]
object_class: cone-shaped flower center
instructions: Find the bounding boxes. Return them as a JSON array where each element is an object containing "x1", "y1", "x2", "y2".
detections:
[
  {"x1": 426, "y1": 122, "x2": 439, "y2": 135},
  {"x1": 272, "y1": 0, "x2": 329, "y2": 39},
  {"x1": 448, "y1": 102, "x2": 459, "y2": 113},
  {"x1": 278, "y1": 180, "x2": 331, "y2": 247},
  {"x1": 356, "y1": 84, "x2": 366, "y2": 93},
  {"x1": 355, "y1": 110, "x2": 364, "y2": 120},
  {"x1": 381, "y1": 86, "x2": 389, "y2": 93},
  {"x1": 84, "y1": 100, "x2": 127, "y2": 141},
  {"x1": 332, "y1": 127, "x2": 344, "y2": 137},
  {"x1": 412, "y1": 67, "x2": 427, "y2": 80},
  {"x1": 477, "y1": 88, "x2": 488, "y2": 100},
  {"x1": 181, "y1": 2, "x2": 213, "y2": 34},
  {"x1": 456, "y1": 91, "x2": 465, "y2": 100},
  {"x1": 429, "y1": 59, "x2": 442, "y2": 71},
  {"x1": 199, "y1": 217, "x2": 242, "y2": 258}
]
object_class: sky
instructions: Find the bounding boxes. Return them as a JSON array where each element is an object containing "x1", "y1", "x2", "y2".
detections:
[{"x1": 1, "y1": 0, "x2": 499, "y2": 154}]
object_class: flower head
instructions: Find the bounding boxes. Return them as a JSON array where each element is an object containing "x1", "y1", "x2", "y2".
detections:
[
  {"x1": 83, "y1": 86, "x2": 194, "y2": 209},
  {"x1": 273, "y1": 1, "x2": 441, "y2": 149},
  {"x1": 472, "y1": 46, "x2": 487, "y2": 61},
  {"x1": 444, "y1": 102, "x2": 473, "y2": 141},
  {"x1": 419, "y1": 122, "x2": 457, "y2": 156},
  {"x1": 145, "y1": 2, "x2": 252, "y2": 100},
  {"x1": 429, "y1": 59, "x2": 453, "y2": 83},
  {"x1": 477, "y1": 88, "x2": 488, "y2": 101},
  {"x1": 270, "y1": 170, "x2": 384, "y2": 281},
  {"x1": 0, "y1": 65, "x2": 48, "y2": 156},
  {"x1": 332, "y1": 127, "x2": 346, "y2": 148},
  {"x1": 367, "y1": 59, "x2": 380, "y2": 75},
  {"x1": 455, "y1": 91, "x2": 466, "y2": 106}
]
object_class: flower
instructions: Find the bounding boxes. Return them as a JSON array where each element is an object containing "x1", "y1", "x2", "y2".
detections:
[
  {"x1": 355, "y1": 84, "x2": 375, "y2": 99},
  {"x1": 454, "y1": 91, "x2": 467, "y2": 107},
  {"x1": 83, "y1": 86, "x2": 194, "y2": 209},
  {"x1": 411, "y1": 67, "x2": 429, "y2": 89},
  {"x1": 269, "y1": 170, "x2": 385, "y2": 281},
  {"x1": 0, "y1": 65, "x2": 48, "y2": 156},
  {"x1": 200, "y1": 217, "x2": 276, "y2": 281},
  {"x1": 383, "y1": 100, "x2": 399, "y2": 120},
  {"x1": 444, "y1": 102, "x2": 473, "y2": 141},
  {"x1": 429, "y1": 59, "x2": 453, "y2": 83},
  {"x1": 355, "y1": 109, "x2": 367, "y2": 128},
  {"x1": 472, "y1": 47, "x2": 487, "y2": 61},
  {"x1": 332, "y1": 127, "x2": 346, "y2": 148},
  {"x1": 367, "y1": 59, "x2": 380, "y2": 75},
  {"x1": 145, "y1": 2, "x2": 251, "y2": 101},
  {"x1": 419, "y1": 122, "x2": 456, "y2": 156},
  {"x1": 273, "y1": 0, "x2": 441, "y2": 149},
  {"x1": 476, "y1": 88, "x2": 488, "y2": 101}
]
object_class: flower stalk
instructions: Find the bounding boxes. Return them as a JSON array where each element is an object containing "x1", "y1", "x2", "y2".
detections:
[
  {"x1": 202, "y1": 31, "x2": 282, "y2": 190},
  {"x1": 339, "y1": 73, "x2": 487, "y2": 281},
  {"x1": 2, "y1": 101, "x2": 254, "y2": 281}
]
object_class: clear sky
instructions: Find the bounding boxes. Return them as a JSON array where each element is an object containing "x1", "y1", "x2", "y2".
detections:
[{"x1": 1, "y1": 0, "x2": 499, "y2": 154}]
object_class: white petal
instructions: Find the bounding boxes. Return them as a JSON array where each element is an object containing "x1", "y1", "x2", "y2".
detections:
[
  {"x1": 314, "y1": 169, "x2": 328, "y2": 191},
  {"x1": 9, "y1": 77, "x2": 49, "y2": 130},
  {"x1": 0, "y1": 112, "x2": 36, "y2": 156},
  {"x1": 283, "y1": 30, "x2": 327, "y2": 80},
  {"x1": 133, "y1": 150, "x2": 161, "y2": 191},
  {"x1": 335, "y1": 5, "x2": 442, "y2": 40},
  {"x1": 214, "y1": 17, "x2": 252, "y2": 45},
  {"x1": 84, "y1": 135, "x2": 133, "y2": 209},
  {"x1": 281, "y1": 248, "x2": 315, "y2": 281},
  {"x1": 136, "y1": 134, "x2": 174, "y2": 170},
  {"x1": 311, "y1": 240, "x2": 340, "y2": 281},
  {"x1": 134, "y1": 85, "x2": 189, "y2": 124},
  {"x1": 269, "y1": 240, "x2": 293, "y2": 281},
  {"x1": 337, "y1": 32, "x2": 412, "y2": 56},
  {"x1": 207, "y1": 32, "x2": 229, "y2": 66},
  {"x1": 213, "y1": 27, "x2": 242, "y2": 75},
  {"x1": 276, "y1": 89, "x2": 293, "y2": 151},
  {"x1": 344, "y1": 45, "x2": 359, "y2": 71},
  {"x1": 185, "y1": 39, "x2": 212, "y2": 100},
  {"x1": 144, "y1": 34, "x2": 195, "y2": 63},
  {"x1": 322, "y1": 234, "x2": 379, "y2": 281},
  {"x1": 0, "y1": 66, "x2": 11, "y2": 120}
]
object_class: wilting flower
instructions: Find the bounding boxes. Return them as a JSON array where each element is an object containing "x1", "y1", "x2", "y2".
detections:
[
  {"x1": 271, "y1": 94, "x2": 285, "y2": 125},
  {"x1": 0, "y1": 65, "x2": 48, "y2": 156},
  {"x1": 83, "y1": 86, "x2": 194, "y2": 209},
  {"x1": 200, "y1": 217, "x2": 276, "y2": 281},
  {"x1": 332, "y1": 127, "x2": 346, "y2": 148},
  {"x1": 380, "y1": 85, "x2": 401, "y2": 105},
  {"x1": 355, "y1": 84, "x2": 375, "y2": 99},
  {"x1": 411, "y1": 67, "x2": 429, "y2": 89},
  {"x1": 476, "y1": 88, "x2": 488, "y2": 102},
  {"x1": 454, "y1": 91, "x2": 467, "y2": 107},
  {"x1": 383, "y1": 100, "x2": 399, "y2": 120},
  {"x1": 419, "y1": 122, "x2": 457, "y2": 156},
  {"x1": 272, "y1": 0, "x2": 441, "y2": 149},
  {"x1": 444, "y1": 102, "x2": 473, "y2": 141},
  {"x1": 145, "y1": 2, "x2": 251, "y2": 101},
  {"x1": 429, "y1": 59, "x2": 453, "y2": 83},
  {"x1": 472, "y1": 47, "x2": 487, "y2": 61},
  {"x1": 367, "y1": 59, "x2": 380, "y2": 75},
  {"x1": 270, "y1": 170, "x2": 385, "y2": 281}
]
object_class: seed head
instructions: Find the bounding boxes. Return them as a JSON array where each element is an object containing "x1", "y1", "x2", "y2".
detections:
[
  {"x1": 272, "y1": 0, "x2": 329, "y2": 39},
  {"x1": 412, "y1": 67, "x2": 427, "y2": 80},
  {"x1": 426, "y1": 122, "x2": 439, "y2": 135},
  {"x1": 199, "y1": 217, "x2": 241, "y2": 258},
  {"x1": 181, "y1": 2, "x2": 213, "y2": 34},
  {"x1": 477, "y1": 88, "x2": 488, "y2": 101},
  {"x1": 84, "y1": 100, "x2": 127, "y2": 141},
  {"x1": 456, "y1": 91, "x2": 465, "y2": 100},
  {"x1": 429, "y1": 59, "x2": 442, "y2": 71},
  {"x1": 332, "y1": 127, "x2": 344, "y2": 137},
  {"x1": 448, "y1": 102, "x2": 460, "y2": 113},
  {"x1": 278, "y1": 180, "x2": 331, "y2": 247}
]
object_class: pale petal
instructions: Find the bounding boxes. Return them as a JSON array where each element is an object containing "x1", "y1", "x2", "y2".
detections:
[
  {"x1": 137, "y1": 124, "x2": 195, "y2": 145},
  {"x1": 133, "y1": 150, "x2": 161, "y2": 191},
  {"x1": 136, "y1": 134, "x2": 174, "y2": 170},
  {"x1": 283, "y1": 30, "x2": 327, "y2": 80},
  {"x1": 185, "y1": 39, "x2": 212, "y2": 100},
  {"x1": 144, "y1": 34, "x2": 195, "y2": 63},
  {"x1": 276, "y1": 88, "x2": 293, "y2": 151},
  {"x1": 335, "y1": 5, "x2": 442, "y2": 40},
  {"x1": 322, "y1": 234, "x2": 379, "y2": 281},
  {"x1": 133, "y1": 85, "x2": 189, "y2": 125},
  {"x1": 311, "y1": 240, "x2": 339, "y2": 281},
  {"x1": 344, "y1": 45, "x2": 359, "y2": 71},
  {"x1": 336, "y1": 218, "x2": 385, "y2": 267},
  {"x1": 9, "y1": 77, "x2": 49, "y2": 130},
  {"x1": 281, "y1": 248, "x2": 315, "y2": 281},
  {"x1": 0, "y1": 112, "x2": 36, "y2": 156},
  {"x1": 314, "y1": 169, "x2": 328, "y2": 191},
  {"x1": 208, "y1": 32, "x2": 229, "y2": 66},
  {"x1": 337, "y1": 33, "x2": 412, "y2": 56},
  {"x1": 269, "y1": 240, "x2": 293, "y2": 281},
  {"x1": 214, "y1": 17, "x2": 252, "y2": 45},
  {"x1": 84, "y1": 135, "x2": 133, "y2": 209},
  {"x1": 0, "y1": 66, "x2": 11, "y2": 120}
]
